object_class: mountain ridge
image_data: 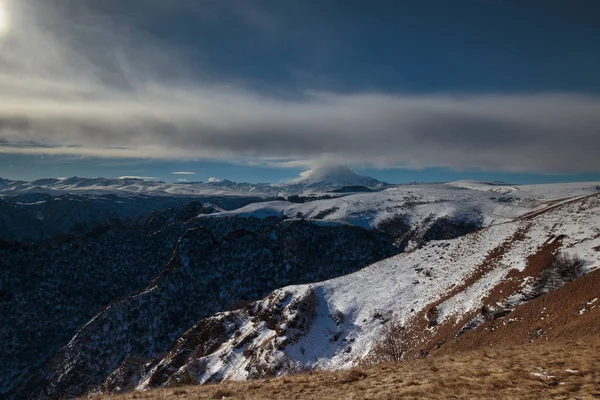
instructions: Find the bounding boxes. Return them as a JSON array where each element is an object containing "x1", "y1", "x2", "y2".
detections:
[
  {"x1": 122, "y1": 193, "x2": 600, "y2": 393},
  {"x1": 2, "y1": 180, "x2": 600, "y2": 399}
]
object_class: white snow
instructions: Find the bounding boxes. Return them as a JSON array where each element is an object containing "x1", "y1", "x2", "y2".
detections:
[
  {"x1": 219, "y1": 182, "x2": 600, "y2": 232},
  {"x1": 531, "y1": 371, "x2": 557, "y2": 380}
]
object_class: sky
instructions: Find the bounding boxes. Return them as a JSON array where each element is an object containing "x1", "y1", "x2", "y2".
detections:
[{"x1": 1, "y1": 0, "x2": 600, "y2": 184}]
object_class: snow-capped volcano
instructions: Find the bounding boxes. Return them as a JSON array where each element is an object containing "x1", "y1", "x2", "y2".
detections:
[
  {"x1": 274, "y1": 165, "x2": 389, "y2": 196},
  {"x1": 206, "y1": 165, "x2": 390, "y2": 197},
  {"x1": 292, "y1": 165, "x2": 383, "y2": 187}
]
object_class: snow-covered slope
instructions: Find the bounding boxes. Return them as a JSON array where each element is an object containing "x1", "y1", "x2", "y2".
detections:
[
  {"x1": 446, "y1": 180, "x2": 600, "y2": 198},
  {"x1": 218, "y1": 181, "x2": 600, "y2": 230},
  {"x1": 135, "y1": 193, "x2": 600, "y2": 389}
]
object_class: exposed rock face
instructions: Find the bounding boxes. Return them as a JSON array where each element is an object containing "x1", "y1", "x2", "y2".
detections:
[
  {"x1": 139, "y1": 287, "x2": 320, "y2": 390},
  {"x1": 376, "y1": 213, "x2": 484, "y2": 249},
  {"x1": 99, "y1": 356, "x2": 157, "y2": 395}
]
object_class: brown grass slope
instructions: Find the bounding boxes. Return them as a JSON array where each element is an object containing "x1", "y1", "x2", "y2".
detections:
[
  {"x1": 436, "y1": 262, "x2": 600, "y2": 353},
  {"x1": 87, "y1": 338, "x2": 600, "y2": 400},
  {"x1": 370, "y1": 194, "x2": 600, "y2": 363}
]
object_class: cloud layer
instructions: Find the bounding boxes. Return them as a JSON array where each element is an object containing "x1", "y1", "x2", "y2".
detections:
[{"x1": 1, "y1": 1, "x2": 600, "y2": 173}]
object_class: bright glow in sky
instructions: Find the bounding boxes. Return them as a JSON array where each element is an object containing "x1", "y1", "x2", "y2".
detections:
[{"x1": 0, "y1": 3, "x2": 8, "y2": 36}]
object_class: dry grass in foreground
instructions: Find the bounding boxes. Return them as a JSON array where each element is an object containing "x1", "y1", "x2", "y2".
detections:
[{"x1": 89, "y1": 337, "x2": 600, "y2": 400}]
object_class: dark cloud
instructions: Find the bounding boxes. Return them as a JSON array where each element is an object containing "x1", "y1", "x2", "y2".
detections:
[
  {"x1": 2, "y1": 92, "x2": 600, "y2": 173},
  {"x1": 1, "y1": 1, "x2": 599, "y2": 173},
  {"x1": 0, "y1": 116, "x2": 31, "y2": 132}
]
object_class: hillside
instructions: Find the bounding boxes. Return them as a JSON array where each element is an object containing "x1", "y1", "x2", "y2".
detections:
[
  {"x1": 90, "y1": 260, "x2": 600, "y2": 400},
  {"x1": 2, "y1": 181, "x2": 600, "y2": 399},
  {"x1": 220, "y1": 181, "x2": 600, "y2": 230},
  {"x1": 2, "y1": 216, "x2": 398, "y2": 400},
  {"x1": 0, "y1": 195, "x2": 243, "y2": 243},
  {"x1": 86, "y1": 338, "x2": 600, "y2": 399},
  {"x1": 119, "y1": 193, "x2": 600, "y2": 393}
]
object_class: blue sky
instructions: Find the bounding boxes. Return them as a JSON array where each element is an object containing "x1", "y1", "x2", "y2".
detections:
[{"x1": 1, "y1": 0, "x2": 600, "y2": 183}]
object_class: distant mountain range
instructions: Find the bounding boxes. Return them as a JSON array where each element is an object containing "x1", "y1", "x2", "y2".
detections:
[
  {"x1": 0, "y1": 167, "x2": 392, "y2": 243},
  {"x1": 0, "y1": 166, "x2": 391, "y2": 199},
  {"x1": 0, "y1": 176, "x2": 259, "y2": 198}
]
